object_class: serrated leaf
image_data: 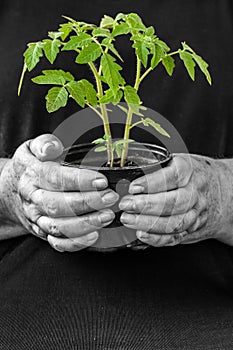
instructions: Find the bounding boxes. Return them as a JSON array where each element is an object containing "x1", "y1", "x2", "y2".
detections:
[
  {"x1": 62, "y1": 33, "x2": 92, "y2": 51},
  {"x1": 76, "y1": 42, "x2": 102, "y2": 64},
  {"x1": 92, "y1": 28, "x2": 110, "y2": 37},
  {"x1": 179, "y1": 51, "x2": 196, "y2": 81},
  {"x1": 80, "y1": 79, "x2": 98, "y2": 106},
  {"x1": 66, "y1": 80, "x2": 85, "y2": 107},
  {"x1": 100, "y1": 89, "x2": 123, "y2": 104},
  {"x1": 112, "y1": 22, "x2": 130, "y2": 37},
  {"x1": 154, "y1": 38, "x2": 170, "y2": 53},
  {"x1": 95, "y1": 146, "x2": 107, "y2": 152},
  {"x1": 45, "y1": 86, "x2": 68, "y2": 113},
  {"x1": 32, "y1": 70, "x2": 74, "y2": 85},
  {"x1": 162, "y1": 55, "x2": 175, "y2": 76},
  {"x1": 100, "y1": 15, "x2": 115, "y2": 28},
  {"x1": 24, "y1": 42, "x2": 44, "y2": 71},
  {"x1": 192, "y1": 53, "x2": 212, "y2": 85},
  {"x1": 101, "y1": 53, "x2": 125, "y2": 93},
  {"x1": 124, "y1": 85, "x2": 140, "y2": 105},
  {"x1": 43, "y1": 39, "x2": 60, "y2": 64},
  {"x1": 144, "y1": 118, "x2": 170, "y2": 137},
  {"x1": 151, "y1": 44, "x2": 164, "y2": 69},
  {"x1": 132, "y1": 40, "x2": 149, "y2": 68},
  {"x1": 115, "y1": 13, "x2": 126, "y2": 22},
  {"x1": 101, "y1": 38, "x2": 123, "y2": 61},
  {"x1": 48, "y1": 31, "x2": 63, "y2": 40},
  {"x1": 182, "y1": 42, "x2": 194, "y2": 53},
  {"x1": 59, "y1": 23, "x2": 73, "y2": 40},
  {"x1": 126, "y1": 13, "x2": 146, "y2": 30}
]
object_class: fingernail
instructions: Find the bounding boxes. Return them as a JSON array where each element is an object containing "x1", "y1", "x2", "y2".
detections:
[
  {"x1": 102, "y1": 191, "x2": 119, "y2": 204},
  {"x1": 92, "y1": 178, "x2": 108, "y2": 189},
  {"x1": 87, "y1": 231, "x2": 98, "y2": 242},
  {"x1": 129, "y1": 185, "x2": 144, "y2": 194},
  {"x1": 120, "y1": 213, "x2": 135, "y2": 225},
  {"x1": 99, "y1": 210, "x2": 114, "y2": 223},
  {"x1": 53, "y1": 244, "x2": 65, "y2": 252},
  {"x1": 119, "y1": 198, "x2": 134, "y2": 211},
  {"x1": 137, "y1": 231, "x2": 150, "y2": 239},
  {"x1": 42, "y1": 141, "x2": 58, "y2": 155}
]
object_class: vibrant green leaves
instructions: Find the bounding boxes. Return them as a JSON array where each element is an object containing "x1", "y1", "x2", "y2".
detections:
[
  {"x1": 59, "y1": 23, "x2": 73, "y2": 40},
  {"x1": 112, "y1": 22, "x2": 130, "y2": 37},
  {"x1": 79, "y1": 79, "x2": 98, "y2": 106},
  {"x1": 46, "y1": 86, "x2": 68, "y2": 112},
  {"x1": 124, "y1": 85, "x2": 140, "y2": 105},
  {"x1": 24, "y1": 42, "x2": 44, "y2": 71},
  {"x1": 100, "y1": 89, "x2": 123, "y2": 104},
  {"x1": 43, "y1": 39, "x2": 61, "y2": 64},
  {"x1": 100, "y1": 15, "x2": 115, "y2": 28},
  {"x1": 76, "y1": 42, "x2": 102, "y2": 63},
  {"x1": 32, "y1": 70, "x2": 74, "y2": 85},
  {"x1": 151, "y1": 44, "x2": 164, "y2": 69},
  {"x1": 162, "y1": 55, "x2": 175, "y2": 76},
  {"x1": 179, "y1": 51, "x2": 196, "y2": 81},
  {"x1": 192, "y1": 53, "x2": 212, "y2": 85},
  {"x1": 66, "y1": 81, "x2": 85, "y2": 107},
  {"x1": 62, "y1": 33, "x2": 92, "y2": 50},
  {"x1": 143, "y1": 118, "x2": 170, "y2": 137},
  {"x1": 92, "y1": 28, "x2": 110, "y2": 37},
  {"x1": 101, "y1": 53, "x2": 125, "y2": 93},
  {"x1": 132, "y1": 40, "x2": 149, "y2": 68}
]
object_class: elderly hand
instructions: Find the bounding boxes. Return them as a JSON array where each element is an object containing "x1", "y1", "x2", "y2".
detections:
[
  {"x1": 0, "y1": 134, "x2": 119, "y2": 252},
  {"x1": 119, "y1": 154, "x2": 233, "y2": 247}
]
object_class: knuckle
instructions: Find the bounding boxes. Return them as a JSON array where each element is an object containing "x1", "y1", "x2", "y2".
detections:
[{"x1": 23, "y1": 202, "x2": 40, "y2": 222}]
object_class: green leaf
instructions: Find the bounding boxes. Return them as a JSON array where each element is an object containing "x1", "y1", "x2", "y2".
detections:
[
  {"x1": 100, "y1": 89, "x2": 123, "y2": 104},
  {"x1": 144, "y1": 118, "x2": 170, "y2": 137},
  {"x1": 62, "y1": 33, "x2": 92, "y2": 50},
  {"x1": 179, "y1": 51, "x2": 196, "y2": 81},
  {"x1": 92, "y1": 28, "x2": 110, "y2": 37},
  {"x1": 76, "y1": 42, "x2": 102, "y2": 64},
  {"x1": 92, "y1": 137, "x2": 105, "y2": 144},
  {"x1": 43, "y1": 39, "x2": 61, "y2": 64},
  {"x1": 145, "y1": 26, "x2": 155, "y2": 36},
  {"x1": 80, "y1": 79, "x2": 98, "y2": 106},
  {"x1": 124, "y1": 85, "x2": 140, "y2": 105},
  {"x1": 162, "y1": 55, "x2": 175, "y2": 76},
  {"x1": 151, "y1": 44, "x2": 164, "y2": 69},
  {"x1": 45, "y1": 86, "x2": 68, "y2": 113},
  {"x1": 95, "y1": 146, "x2": 107, "y2": 152},
  {"x1": 192, "y1": 53, "x2": 212, "y2": 85},
  {"x1": 48, "y1": 31, "x2": 63, "y2": 40},
  {"x1": 126, "y1": 13, "x2": 146, "y2": 31},
  {"x1": 23, "y1": 42, "x2": 44, "y2": 71},
  {"x1": 132, "y1": 40, "x2": 149, "y2": 68},
  {"x1": 181, "y1": 42, "x2": 194, "y2": 53},
  {"x1": 101, "y1": 53, "x2": 125, "y2": 93},
  {"x1": 115, "y1": 13, "x2": 126, "y2": 22},
  {"x1": 154, "y1": 38, "x2": 170, "y2": 53},
  {"x1": 100, "y1": 15, "x2": 115, "y2": 28},
  {"x1": 112, "y1": 22, "x2": 130, "y2": 37},
  {"x1": 66, "y1": 80, "x2": 85, "y2": 107},
  {"x1": 32, "y1": 70, "x2": 74, "y2": 85},
  {"x1": 103, "y1": 134, "x2": 111, "y2": 140},
  {"x1": 101, "y1": 38, "x2": 123, "y2": 61},
  {"x1": 59, "y1": 23, "x2": 73, "y2": 40}
]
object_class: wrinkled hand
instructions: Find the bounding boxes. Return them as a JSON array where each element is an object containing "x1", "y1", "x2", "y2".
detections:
[
  {"x1": 0, "y1": 134, "x2": 119, "y2": 252},
  {"x1": 119, "y1": 154, "x2": 233, "y2": 247}
]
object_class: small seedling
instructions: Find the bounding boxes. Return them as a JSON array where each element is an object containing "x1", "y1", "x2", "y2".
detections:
[{"x1": 18, "y1": 13, "x2": 211, "y2": 167}]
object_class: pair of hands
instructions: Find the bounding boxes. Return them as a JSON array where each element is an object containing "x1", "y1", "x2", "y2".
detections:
[{"x1": 0, "y1": 134, "x2": 231, "y2": 252}]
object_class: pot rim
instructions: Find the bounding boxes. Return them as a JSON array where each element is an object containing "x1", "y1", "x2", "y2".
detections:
[{"x1": 61, "y1": 142, "x2": 172, "y2": 171}]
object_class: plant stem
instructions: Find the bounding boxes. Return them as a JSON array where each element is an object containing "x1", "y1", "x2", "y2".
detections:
[
  {"x1": 88, "y1": 61, "x2": 114, "y2": 166},
  {"x1": 120, "y1": 56, "x2": 141, "y2": 167}
]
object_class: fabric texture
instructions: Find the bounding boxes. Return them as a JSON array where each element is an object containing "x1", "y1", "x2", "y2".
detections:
[{"x1": 0, "y1": 0, "x2": 233, "y2": 349}]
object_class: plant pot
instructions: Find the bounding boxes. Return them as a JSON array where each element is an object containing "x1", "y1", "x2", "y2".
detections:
[{"x1": 61, "y1": 142, "x2": 172, "y2": 250}]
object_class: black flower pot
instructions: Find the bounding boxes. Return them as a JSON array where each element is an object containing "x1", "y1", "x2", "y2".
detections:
[{"x1": 61, "y1": 142, "x2": 172, "y2": 250}]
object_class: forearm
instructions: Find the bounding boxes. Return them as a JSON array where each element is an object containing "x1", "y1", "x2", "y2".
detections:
[{"x1": 0, "y1": 158, "x2": 28, "y2": 241}]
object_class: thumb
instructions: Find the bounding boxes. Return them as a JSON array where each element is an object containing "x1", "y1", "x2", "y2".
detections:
[{"x1": 29, "y1": 134, "x2": 64, "y2": 161}]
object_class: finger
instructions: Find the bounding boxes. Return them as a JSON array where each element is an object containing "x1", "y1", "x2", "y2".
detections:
[
  {"x1": 47, "y1": 231, "x2": 99, "y2": 252},
  {"x1": 129, "y1": 154, "x2": 193, "y2": 194},
  {"x1": 136, "y1": 231, "x2": 189, "y2": 247},
  {"x1": 29, "y1": 134, "x2": 64, "y2": 161},
  {"x1": 24, "y1": 188, "x2": 119, "y2": 218},
  {"x1": 119, "y1": 184, "x2": 197, "y2": 216},
  {"x1": 120, "y1": 209, "x2": 198, "y2": 234},
  {"x1": 37, "y1": 209, "x2": 115, "y2": 238},
  {"x1": 37, "y1": 162, "x2": 108, "y2": 192}
]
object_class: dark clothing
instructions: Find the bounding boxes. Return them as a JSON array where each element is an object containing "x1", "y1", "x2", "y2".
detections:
[{"x1": 0, "y1": 0, "x2": 233, "y2": 349}]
